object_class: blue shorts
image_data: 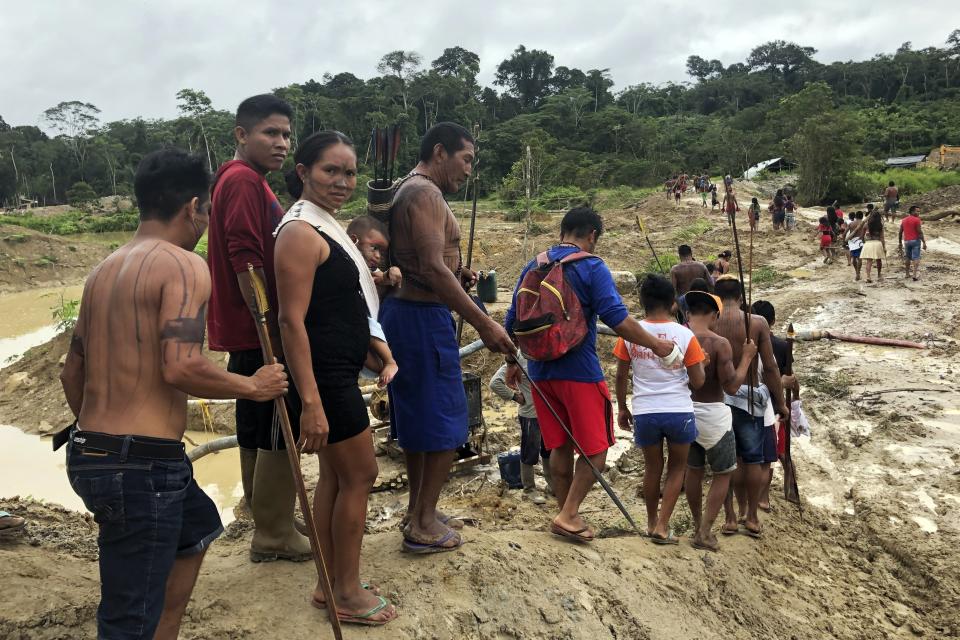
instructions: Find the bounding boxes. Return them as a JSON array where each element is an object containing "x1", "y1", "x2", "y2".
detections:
[
  {"x1": 763, "y1": 421, "x2": 778, "y2": 463},
  {"x1": 730, "y1": 406, "x2": 768, "y2": 465},
  {"x1": 67, "y1": 434, "x2": 222, "y2": 639},
  {"x1": 904, "y1": 239, "x2": 921, "y2": 261},
  {"x1": 850, "y1": 248, "x2": 862, "y2": 258},
  {"x1": 381, "y1": 297, "x2": 468, "y2": 452},
  {"x1": 633, "y1": 412, "x2": 696, "y2": 447}
]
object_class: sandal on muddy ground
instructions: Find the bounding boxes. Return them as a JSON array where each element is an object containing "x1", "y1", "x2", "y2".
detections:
[
  {"x1": 337, "y1": 595, "x2": 397, "y2": 626},
  {"x1": 649, "y1": 530, "x2": 679, "y2": 546},
  {"x1": 310, "y1": 582, "x2": 381, "y2": 610},
  {"x1": 401, "y1": 529, "x2": 463, "y2": 554},
  {"x1": 742, "y1": 525, "x2": 763, "y2": 539},
  {"x1": 549, "y1": 521, "x2": 594, "y2": 543},
  {"x1": 0, "y1": 512, "x2": 26, "y2": 534}
]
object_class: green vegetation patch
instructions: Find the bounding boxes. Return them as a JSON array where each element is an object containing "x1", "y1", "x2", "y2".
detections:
[{"x1": 0, "y1": 210, "x2": 139, "y2": 235}]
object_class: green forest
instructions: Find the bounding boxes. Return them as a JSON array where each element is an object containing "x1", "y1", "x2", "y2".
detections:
[{"x1": 2, "y1": 32, "x2": 960, "y2": 210}]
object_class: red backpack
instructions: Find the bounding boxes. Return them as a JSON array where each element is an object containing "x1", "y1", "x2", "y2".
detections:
[{"x1": 513, "y1": 250, "x2": 593, "y2": 361}]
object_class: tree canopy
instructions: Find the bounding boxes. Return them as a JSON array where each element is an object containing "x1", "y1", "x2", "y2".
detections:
[{"x1": 3, "y1": 34, "x2": 960, "y2": 208}]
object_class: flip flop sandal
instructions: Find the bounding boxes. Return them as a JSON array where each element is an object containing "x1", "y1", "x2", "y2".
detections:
[
  {"x1": 691, "y1": 538, "x2": 720, "y2": 553},
  {"x1": 742, "y1": 527, "x2": 763, "y2": 539},
  {"x1": 549, "y1": 522, "x2": 594, "y2": 543},
  {"x1": 649, "y1": 532, "x2": 679, "y2": 546},
  {"x1": 311, "y1": 582, "x2": 380, "y2": 610},
  {"x1": 721, "y1": 525, "x2": 739, "y2": 536},
  {"x1": 401, "y1": 529, "x2": 463, "y2": 554},
  {"x1": 337, "y1": 595, "x2": 397, "y2": 626},
  {"x1": 0, "y1": 512, "x2": 26, "y2": 534}
]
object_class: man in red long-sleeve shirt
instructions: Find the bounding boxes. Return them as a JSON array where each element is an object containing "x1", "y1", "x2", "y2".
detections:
[{"x1": 207, "y1": 94, "x2": 311, "y2": 562}]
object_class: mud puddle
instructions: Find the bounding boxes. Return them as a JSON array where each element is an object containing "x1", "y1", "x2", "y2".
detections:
[{"x1": 0, "y1": 426, "x2": 242, "y2": 525}]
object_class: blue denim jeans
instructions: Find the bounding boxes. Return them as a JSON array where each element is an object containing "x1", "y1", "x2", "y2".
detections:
[{"x1": 67, "y1": 435, "x2": 222, "y2": 639}]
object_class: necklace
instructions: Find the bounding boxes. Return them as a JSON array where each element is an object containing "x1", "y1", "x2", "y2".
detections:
[{"x1": 408, "y1": 171, "x2": 439, "y2": 187}]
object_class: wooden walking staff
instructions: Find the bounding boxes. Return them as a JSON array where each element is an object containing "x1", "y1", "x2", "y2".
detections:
[
  {"x1": 728, "y1": 204, "x2": 755, "y2": 411},
  {"x1": 245, "y1": 264, "x2": 343, "y2": 640},
  {"x1": 783, "y1": 324, "x2": 803, "y2": 512}
]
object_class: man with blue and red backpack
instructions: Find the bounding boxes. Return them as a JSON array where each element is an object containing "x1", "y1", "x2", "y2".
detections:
[{"x1": 504, "y1": 207, "x2": 675, "y2": 543}]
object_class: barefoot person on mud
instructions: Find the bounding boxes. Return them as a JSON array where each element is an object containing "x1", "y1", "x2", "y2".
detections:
[
  {"x1": 382, "y1": 122, "x2": 516, "y2": 554},
  {"x1": 614, "y1": 275, "x2": 706, "y2": 544},
  {"x1": 205, "y1": 95, "x2": 312, "y2": 562},
  {"x1": 505, "y1": 207, "x2": 675, "y2": 543},
  {"x1": 58, "y1": 149, "x2": 288, "y2": 640},
  {"x1": 898, "y1": 205, "x2": 927, "y2": 282},
  {"x1": 275, "y1": 131, "x2": 398, "y2": 625},
  {"x1": 712, "y1": 276, "x2": 787, "y2": 539},
  {"x1": 683, "y1": 291, "x2": 757, "y2": 551}
]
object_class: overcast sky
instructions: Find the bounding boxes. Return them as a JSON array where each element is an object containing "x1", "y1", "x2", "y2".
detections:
[{"x1": 1, "y1": 0, "x2": 954, "y2": 128}]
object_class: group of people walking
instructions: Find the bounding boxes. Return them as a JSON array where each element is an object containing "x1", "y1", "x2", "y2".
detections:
[{"x1": 815, "y1": 194, "x2": 928, "y2": 283}]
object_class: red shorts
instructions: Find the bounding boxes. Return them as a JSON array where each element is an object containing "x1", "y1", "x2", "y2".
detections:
[
  {"x1": 530, "y1": 379, "x2": 614, "y2": 456},
  {"x1": 820, "y1": 236, "x2": 832, "y2": 249}
]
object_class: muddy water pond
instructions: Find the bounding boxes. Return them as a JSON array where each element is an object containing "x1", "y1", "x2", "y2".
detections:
[{"x1": 0, "y1": 425, "x2": 242, "y2": 524}]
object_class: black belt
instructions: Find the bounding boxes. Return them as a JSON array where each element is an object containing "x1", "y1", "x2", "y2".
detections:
[{"x1": 53, "y1": 425, "x2": 185, "y2": 460}]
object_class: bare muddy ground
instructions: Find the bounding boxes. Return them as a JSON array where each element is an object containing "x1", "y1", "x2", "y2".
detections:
[{"x1": 2, "y1": 183, "x2": 960, "y2": 639}]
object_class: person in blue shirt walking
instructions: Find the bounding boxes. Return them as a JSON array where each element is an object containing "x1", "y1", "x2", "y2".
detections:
[{"x1": 504, "y1": 207, "x2": 674, "y2": 543}]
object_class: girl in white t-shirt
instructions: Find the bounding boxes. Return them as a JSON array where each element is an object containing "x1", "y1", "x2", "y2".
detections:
[{"x1": 614, "y1": 275, "x2": 705, "y2": 544}]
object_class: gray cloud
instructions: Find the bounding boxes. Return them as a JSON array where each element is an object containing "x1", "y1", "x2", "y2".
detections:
[{"x1": 0, "y1": 0, "x2": 953, "y2": 127}]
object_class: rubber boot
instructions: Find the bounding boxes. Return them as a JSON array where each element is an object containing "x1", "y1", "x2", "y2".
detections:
[
  {"x1": 237, "y1": 447, "x2": 257, "y2": 518},
  {"x1": 249, "y1": 449, "x2": 312, "y2": 562},
  {"x1": 521, "y1": 464, "x2": 545, "y2": 505},
  {"x1": 541, "y1": 458, "x2": 554, "y2": 494}
]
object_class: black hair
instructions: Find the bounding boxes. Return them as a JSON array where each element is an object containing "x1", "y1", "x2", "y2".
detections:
[
  {"x1": 689, "y1": 277, "x2": 711, "y2": 292},
  {"x1": 134, "y1": 148, "x2": 210, "y2": 222},
  {"x1": 639, "y1": 274, "x2": 675, "y2": 313},
  {"x1": 418, "y1": 122, "x2": 474, "y2": 163},
  {"x1": 751, "y1": 300, "x2": 775, "y2": 326},
  {"x1": 560, "y1": 206, "x2": 603, "y2": 239},
  {"x1": 706, "y1": 263, "x2": 716, "y2": 274},
  {"x1": 751, "y1": 197, "x2": 759, "y2": 205},
  {"x1": 346, "y1": 215, "x2": 388, "y2": 240},
  {"x1": 678, "y1": 244, "x2": 692, "y2": 257},
  {"x1": 909, "y1": 205, "x2": 920, "y2": 214},
  {"x1": 284, "y1": 130, "x2": 355, "y2": 199},
  {"x1": 856, "y1": 211, "x2": 864, "y2": 219},
  {"x1": 866, "y1": 203, "x2": 874, "y2": 210},
  {"x1": 687, "y1": 293, "x2": 718, "y2": 316},
  {"x1": 889, "y1": 181, "x2": 895, "y2": 187},
  {"x1": 236, "y1": 94, "x2": 293, "y2": 132},
  {"x1": 819, "y1": 216, "x2": 829, "y2": 225},
  {"x1": 868, "y1": 213, "x2": 883, "y2": 234},
  {"x1": 714, "y1": 277, "x2": 742, "y2": 302}
]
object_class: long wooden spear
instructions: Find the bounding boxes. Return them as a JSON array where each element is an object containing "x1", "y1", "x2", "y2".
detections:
[
  {"x1": 783, "y1": 323, "x2": 803, "y2": 513},
  {"x1": 456, "y1": 124, "x2": 481, "y2": 344},
  {"x1": 635, "y1": 215, "x2": 665, "y2": 273},
  {"x1": 246, "y1": 265, "x2": 342, "y2": 640},
  {"x1": 729, "y1": 203, "x2": 755, "y2": 410}
]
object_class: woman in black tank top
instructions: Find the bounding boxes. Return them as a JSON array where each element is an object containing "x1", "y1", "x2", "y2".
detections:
[{"x1": 274, "y1": 132, "x2": 397, "y2": 625}]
